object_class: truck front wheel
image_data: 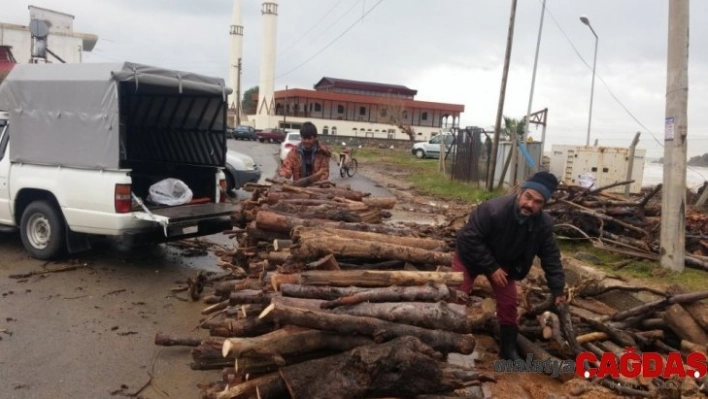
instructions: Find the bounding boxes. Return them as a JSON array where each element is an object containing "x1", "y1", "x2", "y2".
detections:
[{"x1": 20, "y1": 201, "x2": 66, "y2": 260}]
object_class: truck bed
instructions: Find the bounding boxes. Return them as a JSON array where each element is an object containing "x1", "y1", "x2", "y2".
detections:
[{"x1": 144, "y1": 203, "x2": 234, "y2": 223}]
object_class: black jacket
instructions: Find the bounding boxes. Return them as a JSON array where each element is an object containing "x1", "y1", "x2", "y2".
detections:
[{"x1": 456, "y1": 193, "x2": 565, "y2": 297}]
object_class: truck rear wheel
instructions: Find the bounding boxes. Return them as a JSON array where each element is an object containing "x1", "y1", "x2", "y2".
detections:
[{"x1": 20, "y1": 201, "x2": 66, "y2": 260}]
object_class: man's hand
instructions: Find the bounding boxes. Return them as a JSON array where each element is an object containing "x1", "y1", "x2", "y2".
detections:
[
  {"x1": 554, "y1": 295, "x2": 567, "y2": 306},
  {"x1": 490, "y1": 268, "x2": 508, "y2": 287}
]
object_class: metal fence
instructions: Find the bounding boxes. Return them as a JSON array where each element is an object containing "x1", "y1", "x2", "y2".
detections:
[{"x1": 445, "y1": 127, "x2": 491, "y2": 186}]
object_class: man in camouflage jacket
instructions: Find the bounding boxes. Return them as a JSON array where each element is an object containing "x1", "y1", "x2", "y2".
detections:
[{"x1": 278, "y1": 121, "x2": 331, "y2": 182}]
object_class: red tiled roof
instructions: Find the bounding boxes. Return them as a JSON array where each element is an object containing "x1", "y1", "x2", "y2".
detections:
[
  {"x1": 314, "y1": 77, "x2": 418, "y2": 97},
  {"x1": 276, "y1": 88, "x2": 464, "y2": 113}
]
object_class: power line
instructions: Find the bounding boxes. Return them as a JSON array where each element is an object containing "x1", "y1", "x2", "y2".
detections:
[
  {"x1": 276, "y1": 0, "x2": 385, "y2": 80},
  {"x1": 278, "y1": 0, "x2": 348, "y2": 59},
  {"x1": 541, "y1": 0, "x2": 706, "y2": 180}
]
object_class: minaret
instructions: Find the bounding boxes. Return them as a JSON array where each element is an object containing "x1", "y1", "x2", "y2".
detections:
[
  {"x1": 256, "y1": 0, "x2": 278, "y2": 128},
  {"x1": 228, "y1": 0, "x2": 244, "y2": 118}
]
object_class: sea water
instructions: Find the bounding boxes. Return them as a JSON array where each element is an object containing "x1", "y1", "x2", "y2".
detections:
[{"x1": 642, "y1": 162, "x2": 708, "y2": 191}]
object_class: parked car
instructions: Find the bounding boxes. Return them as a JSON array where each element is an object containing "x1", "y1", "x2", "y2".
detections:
[
  {"x1": 256, "y1": 128, "x2": 286, "y2": 143},
  {"x1": 229, "y1": 125, "x2": 257, "y2": 140},
  {"x1": 224, "y1": 149, "x2": 261, "y2": 196},
  {"x1": 279, "y1": 132, "x2": 301, "y2": 161},
  {"x1": 411, "y1": 133, "x2": 455, "y2": 159}
]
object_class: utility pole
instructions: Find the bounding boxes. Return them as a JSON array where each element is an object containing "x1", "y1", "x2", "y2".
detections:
[
  {"x1": 661, "y1": 0, "x2": 689, "y2": 272},
  {"x1": 236, "y1": 58, "x2": 242, "y2": 126},
  {"x1": 487, "y1": 0, "x2": 518, "y2": 191}
]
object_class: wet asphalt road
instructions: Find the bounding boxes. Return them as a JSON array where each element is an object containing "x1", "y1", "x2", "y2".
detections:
[{"x1": 0, "y1": 139, "x2": 391, "y2": 399}]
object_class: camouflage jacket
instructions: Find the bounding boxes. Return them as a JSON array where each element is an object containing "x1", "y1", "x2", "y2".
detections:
[{"x1": 278, "y1": 140, "x2": 331, "y2": 182}]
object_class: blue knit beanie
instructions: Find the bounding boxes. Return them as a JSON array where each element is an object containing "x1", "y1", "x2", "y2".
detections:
[{"x1": 520, "y1": 172, "x2": 559, "y2": 202}]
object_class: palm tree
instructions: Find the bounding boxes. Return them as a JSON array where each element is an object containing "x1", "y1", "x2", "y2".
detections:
[{"x1": 502, "y1": 116, "x2": 526, "y2": 141}]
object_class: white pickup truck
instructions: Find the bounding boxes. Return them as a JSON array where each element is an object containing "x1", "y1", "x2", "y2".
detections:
[{"x1": 0, "y1": 62, "x2": 236, "y2": 260}]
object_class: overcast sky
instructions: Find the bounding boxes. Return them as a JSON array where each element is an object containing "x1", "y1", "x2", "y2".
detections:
[{"x1": 5, "y1": 0, "x2": 708, "y2": 160}]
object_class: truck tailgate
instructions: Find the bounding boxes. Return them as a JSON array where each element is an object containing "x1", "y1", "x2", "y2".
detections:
[{"x1": 133, "y1": 203, "x2": 234, "y2": 236}]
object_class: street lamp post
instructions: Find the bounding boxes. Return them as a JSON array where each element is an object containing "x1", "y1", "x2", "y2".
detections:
[{"x1": 580, "y1": 15, "x2": 598, "y2": 146}]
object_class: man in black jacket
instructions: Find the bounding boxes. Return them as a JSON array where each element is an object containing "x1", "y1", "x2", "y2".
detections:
[{"x1": 454, "y1": 171, "x2": 566, "y2": 361}]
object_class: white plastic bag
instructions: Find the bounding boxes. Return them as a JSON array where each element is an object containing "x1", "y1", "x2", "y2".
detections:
[
  {"x1": 148, "y1": 178, "x2": 193, "y2": 206},
  {"x1": 578, "y1": 172, "x2": 596, "y2": 189}
]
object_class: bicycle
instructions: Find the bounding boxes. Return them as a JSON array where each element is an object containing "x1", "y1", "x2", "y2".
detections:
[{"x1": 337, "y1": 148, "x2": 358, "y2": 178}]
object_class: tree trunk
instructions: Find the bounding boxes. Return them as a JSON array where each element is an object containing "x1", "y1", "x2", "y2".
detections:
[
  {"x1": 320, "y1": 283, "x2": 454, "y2": 309},
  {"x1": 293, "y1": 227, "x2": 448, "y2": 251},
  {"x1": 291, "y1": 236, "x2": 452, "y2": 265},
  {"x1": 268, "y1": 295, "x2": 470, "y2": 333},
  {"x1": 208, "y1": 317, "x2": 276, "y2": 338},
  {"x1": 280, "y1": 283, "x2": 369, "y2": 300},
  {"x1": 277, "y1": 336, "x2": 481, "y2": 399},
  {"x1": 208, "y1": 372, "x2": 286, "y2": 399},
  {"x1": 283, "y1": 270, "x2": 463, "y2": 288},
  {"x1": 362, "y1": 197, "x2": 397, "y2": 209},
  {"x1": 256, "y1": 210, "x2": 413, "y2": 235},
  {"x1": 222, "y1": 326, "x2": 374, "y2": 361},
  {"x1": 229, "y1": 289, "x2": 275, "y2": 306},
  {"x1": 267, "y1": 251, "x2": 291, "y2": 266},
  {"x1": 663, "y1": 304, "x2": 708, "y2": 344},
  {"x1": 154, "y1": 333, "x2": 203, "y2": 347},
  {"x1": 259, "y1": 299, "x2": 475, "y2": 355}
]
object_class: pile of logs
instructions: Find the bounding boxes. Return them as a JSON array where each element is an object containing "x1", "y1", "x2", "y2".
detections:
[
  {"x1": 546, "y1": 182, "x2": 708, "y2": 271},
  {"x1": 156, "y1": 176, "x2": 708, "y2": 398},
  {"x1": 158, "y1": 177, "x2": 499, "y2": 398},
  {"x1": 513, "y1": 257, "x2": 708, "y2": 397}
]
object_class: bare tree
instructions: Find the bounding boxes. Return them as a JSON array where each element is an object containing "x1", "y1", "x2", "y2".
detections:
[{"x1": 379, "y1": 97, "x2": 416, "y2": 141}]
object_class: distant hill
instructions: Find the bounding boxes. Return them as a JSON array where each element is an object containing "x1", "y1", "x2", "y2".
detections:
[{"x1": 652, "y1": 154, "x2": 708, "y2": 167}]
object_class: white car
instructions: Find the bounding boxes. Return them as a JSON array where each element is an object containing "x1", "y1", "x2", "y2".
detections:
[
  {"x1": 411, "y1": 133, "x2": 455, "y2": 159},
  {"x1": 224, "y1": 150, "x2": 261, "y2": 196},
  {"x1": 279, "y1": 132, "x2": 301, "y2": 161}
]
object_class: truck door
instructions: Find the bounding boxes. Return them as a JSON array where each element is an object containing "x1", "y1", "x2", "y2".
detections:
[{"x1": 0, "y1": 124, "x2": 11, "y2": 224}]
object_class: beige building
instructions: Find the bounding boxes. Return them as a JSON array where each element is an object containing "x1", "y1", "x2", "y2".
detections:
[{"x1": 246, "y1": 77, "x2": 465, "y2": 142}]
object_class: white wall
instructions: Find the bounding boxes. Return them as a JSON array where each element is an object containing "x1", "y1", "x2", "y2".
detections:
[
  {"x1": 259, "y1": 114, "x2": 444, "y2": 141},
  {"x1": 0, "y1": 23, "x2": 90, "y2": 64}
]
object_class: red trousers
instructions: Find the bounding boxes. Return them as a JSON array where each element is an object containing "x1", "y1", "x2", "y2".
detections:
[{"x1": 452, "y1": 252, "x2": 518, "y2": 327}]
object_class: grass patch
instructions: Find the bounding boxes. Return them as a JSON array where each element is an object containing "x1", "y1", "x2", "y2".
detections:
[
  {"x1": 558, "y1": 240, "x2": 706, "y2": 291},
  {"x1": 339, "y1": 146, "x2": 503, "y2": 203}
]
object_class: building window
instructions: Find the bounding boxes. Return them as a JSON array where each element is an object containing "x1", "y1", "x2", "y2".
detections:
[
  {"x1": 323, "y1": 125, "x2": 329, "y2": 135},
  {"x1": 402, "y1": 111, "x2": 408, "y2": 119},
  {"x1": 314, "y1": 103, "x2": 322, "y2": 112},
  {"x1": 422, "y1": 112, "x2": 428, "y2": 121},
  {"x1": 331, "y1": 126, "x2": 337, "y2": 135},
  {"x1": 359, "y1": 106, "x2": 366, "y2": 116},
  {"x1": 337, "y1": 105, "x2": 344, "y2": 114}
]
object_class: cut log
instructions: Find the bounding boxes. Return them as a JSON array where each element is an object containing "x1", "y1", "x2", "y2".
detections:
[
  {"x1": 295, "y1": 270, "x2": 463, "y2": 288},
  {"x1": 669, "y1": 286, "x2": 708, "y2": 331},
  {"x1": 611, "y1": 290, "x2": 708, "y2": 322},
  {"x1": 211, "y1": 372, "x2": 286, "y2": 399},
  {"x1": 362, "y1": 196, "x2": 397, "y2": 209},
  {"x1": 229, "y1": 290, "x2": 275, "y2": 306},
  {"x1": 259, "y1": 300, "x2": 475, "y2": 355},
  {"x1": 282, "y1": 184, "x2": 365, "y2": 201},
  {"x1": 337, "y1": 259, "x2": 405, "y2": 270},
  {"x1": 278, "y1": 336, "x2": 481, "y2": 399},
  {"x1": 273, "y1": 239, "x2": 293, "y2": 251},
  {"x1": 256, "y1": 210, "x2": 413, "y2": 235},
  {"x1": 270, "y1": 295, "x2": 470, "y2": 333},
  {"x1": 222, "y1": 326, "x2": 374, "y2": 361},
  {"x1": 280, "y1": 283, "x2": 369, "y2": 300},
  {"x1": 293, "y1": 226, "x2": 448, "y2": 251},
  {"x1": 154, "y1": 333, "x2": 203, "y2": 347},
  {"x1": 266, "y1": 204, "x2": 377, "y2": 223},
  {"x1": 663, "y1": 304, "x2": 708, "y2": 344},
  {"x1": 268, "y1": 251, "x2": 291, "y2": 266},
  {"x1": 515, "y1": 333, "x2": 573, "y2": 382},
  {"x1": 320, "y1": 283, "x2": 453, "y2": 309},
  {"x1": 576, "y1": 332, "x2": 609, "y2": 344},
  {"x1": 208, "y1": 317, "x2": 276, "y2": 338},
  {"x1": 305, "y1": 254, "x2": 340, "y2": 271},
  {"x1": 291, "y1": 236, "x2": 452, "y2": 265}
]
